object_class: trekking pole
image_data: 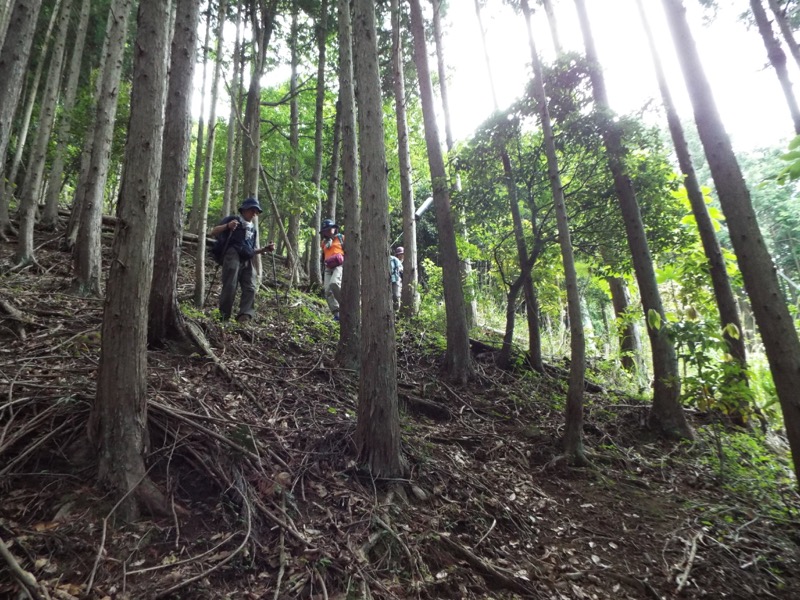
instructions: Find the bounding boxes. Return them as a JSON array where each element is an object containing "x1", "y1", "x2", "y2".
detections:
[{"x1": 271, "y1": 249, "x2": 280, "y2": 316}]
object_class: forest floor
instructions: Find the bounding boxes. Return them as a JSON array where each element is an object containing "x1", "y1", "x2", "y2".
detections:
[{"x1": 1, "y1": 226, "x2": 799, "y2": 600}]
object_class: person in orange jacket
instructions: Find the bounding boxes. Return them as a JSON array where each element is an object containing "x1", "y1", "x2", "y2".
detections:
[{"x1": 320, "y1": 218, "x2": 344, "y2": 321}]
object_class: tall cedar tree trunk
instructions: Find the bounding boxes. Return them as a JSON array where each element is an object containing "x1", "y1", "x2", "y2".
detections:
[
  {"x1": 473, "y1": 0, "x2": 540, "y2": 370},
  {"x1": 522, "y1": 0, "x2": 587, "y2": 464},
  {"x1": 335, "y1": 0, "x2": 361, "y2": 370},
  {"x1": 768, "y1": 0, "x2": 800, "y2": 72},
  {"x1": 91, "y1": 0, "x2": 171, "y2": 520},
  {"x1": 574, "y1": 0, "x2": 693, "y2": 440},
  {"x1": 188, "y1": 10, "x2": 210, "y2": 235},
  {"x1": 222, "y1": 3, "x2": 243, "y2": 219},
  {"x1": 73, "y1": 0, "x2": 134, "y2": 296},
  {"x1": 637, "y1": 0, "x2": 748, "y2": 386},
  {"x1": 0, "y1": 4, "x2": 10, "y2": 52},
  {"x1": 149, "y1": 0, "x2": 201, "y2": 346},
  {"x1": 433, "y1": 0, "x2": 477, "y2": 327},
  {"x1": 541, "y1": 0, "x2": 563, "y2": 55},
  {"x1": 750, "y1": 0, "x2": 800, "y2": 135},
  {"x1": 42, "y1": 0, "x2": 92, "y2": 230},
  {"x1": 65, "y1": 6, "x2": 112, "y2": 250},
  {"x1": 662, "y1": 0, "x2": 800, "y2": 483},
  {"x1": 16, "y1": 0, "x2": 73, "y2": 266},
  {"x1": 353, "y1": 0, "x2": 404, "y2": 478},
  {"x1": 287, "y1": 8, "x2": 302, "y2": 286},
  {"x1": 194, "y1": 0, "x2": 227, "y2": 307},
  {"x1": 0, "y1": 0, "x2": 44, "y2": 238},
  {"x1": 310, "y1": 0, "x2": 329, "y2": 288},
  {"x1": 326, "y1": 99, "x2": 342, "y2": 221},
  {"x1": 409, "y1": 0, "x2": 474, "y2": 384},
  {"x1": 7, "y1": 0, "x2": 62, "y2": 200},
  {"x1": 391, "y1": 0, "x2": 419, "y2": 316}
]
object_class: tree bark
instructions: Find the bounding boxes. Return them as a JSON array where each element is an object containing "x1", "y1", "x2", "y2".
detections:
[
  {"x1": 575, "y1": 0, "x2": 693, "y2": 440},
  {"x1": 15, "y1": 0, "x2": 73, "y2": 265},
  {"x1": 287, "y1": 8, "x2": 302, "y2": 286},
  {"x1": 353, "y1": 0, "x2": 404, "y2": 479},
  {"x1": 391, "y1": 0, "x2": 419, "y2": 316},
  {"x1": 42, "y1": 0, "x2": 91, "y2": 230},
  {"x1": 194, "y1": 0, "x2": 227, "y2": 308},
  {"x1": 310, "y1": 0, "x2": 329, "y2": 288},
  {"x1": 522, "y1": 0, "x2": 587, "y2": 463},
  {"x1": 188, "y1": 8, "x2": 210, "y2": 235},
  {"x1": 768, "y1": 0, "x2": 800, "y2": 72},
  {"x1": 222, "y1": 3, "x2": 243, "y2": 220},
  {"x1": 409, "y1": 0, "x2": 474, "y2": 384},
  {"x1": 149, "y1": 0, "x2": 201, "y2": 347},
  {"x1": 326, "y1": 99, "x2": 342, "y2": 221},
  {"x1": 335, "y1": 0, "x2": 361, "y2": 370},
  {"x1": 662, "y1": 0, "x2": 800, "y2": 484},
  {"x1": 0, "y1": 0, "x2": 44, "y2": 237},
  {"x1": 608, "y1": 275, "x2": 643, "y2": 374},
  {"x1": 73, "y1": 0, "x2": 134, "y2": 296},
  {"x1": 541, "y1": 0, "x2": 563, "y2": 56},
  {"x1": 91, "y1": 0, "x2": 171, "y2": 520},
  {"x1": 750, "y1": 0, "x2": 800, "y2": 135}
]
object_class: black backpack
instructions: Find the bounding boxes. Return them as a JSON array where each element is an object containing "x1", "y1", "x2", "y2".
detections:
[{"x1": 209, "y1": 217, "x2": 245, "y2": 265}]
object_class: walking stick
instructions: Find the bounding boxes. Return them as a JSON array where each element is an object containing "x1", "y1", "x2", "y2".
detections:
[{"x1": 271, "y1": 248, "x2": 280, "y2": 316}]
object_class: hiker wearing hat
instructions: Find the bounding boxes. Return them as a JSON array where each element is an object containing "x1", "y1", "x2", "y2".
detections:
[
  {"x1": 320, "y1": 218, "x2": 344, "y2": 321},
  {"x1": 390, "y1": 246, "x2": 404, "y2": 312},
  {"x1": 210, "y1": 198, "x2": 274, "y2": 323}
]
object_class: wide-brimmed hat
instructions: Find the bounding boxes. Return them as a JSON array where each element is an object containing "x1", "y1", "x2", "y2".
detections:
[
  {"x1": 239, "y1": 197, "x2": 263, "y2": 213},
  {"x1": 394, "y1": 246, "x2": 404, "y2": 256},
  {"x1": 320, "y1": 218, "x2": 338, "y2": 232}
]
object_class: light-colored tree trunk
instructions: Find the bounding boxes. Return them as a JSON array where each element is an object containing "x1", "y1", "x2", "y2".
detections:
[
  {"x1": 541, "y1": 0, "x2": 563, "y2": 56},
  {"x1": 287, "y1": 8, "x2": 302, "y2": 286},
  {"x1": 750, "y1": 0, "x2": 800, "y2": 134},
  {"x1": 222, "y1": 2, "x2": 243, "y2": 219},
  {"x1": 72, "y1": 0, "x2": 134, "y2": 296},
  {"x1": 188, "y1": 8, "x2": 211, "y2": 235},
  {"x1": 194, "y1": 0, "x2": 227, "y2": 308},
  {"x1": 391, "y1": 0, "x2": 419, "y2": 316},
  {"x1": 575, "y1": 0, "x2": 693, "y2": 440},
  {"x1": 0, "y1": 2, "x2": 11, "y2": 52},
  {"x1": 662, "y1": 0, "x2": 800, "y2": 485},
  {"x1": 309, "y1": 0, "x2": 328, "y2": 288},
  {"x1": 149, "y1": 0, "x2": 201, "y2": 346},
  {"x1": 326, "y1": 99, "x2": 341, "y2": 221},
  {"x1": 15, "y1": 0, "x2": 73, "y2": 266},
  {"x1": 335, "y1": 0, "x2": 361, "y2": 370},
  {"x1": 353, "y1": 0, "x2": 404, "y2": 479},
  {"x1": 231, "y1": 47, "x2": 244, "y2": 207},
  {"x1": 638, "y1": 0, "x2": 749, "y2": 407},
  {"x1": 42, "y1": 0, "x2": 92, "y2": 230},
  {"x1": 522, "y1": 0, "x2": 586, "y2": 464},
  {"x1": 0, "y1": 0, "x2": 44, "y2": 238},
  {"x1": 768, "y1": 0, "x2": 800, "y2": 75},
  {"x1": 6, "y1": 0, "x2": 62, "y2": 199},
  {"x1": 433, "y1": 0, "x2": 476, "y2": 326},
  {"x1": 91, "y1": 0, "x2": 171, "y2": 521},
  {"x1": 410, "y1": 0, "x2": 474, "y2": 384}
]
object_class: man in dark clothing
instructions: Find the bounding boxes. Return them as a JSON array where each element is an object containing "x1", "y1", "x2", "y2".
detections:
[{"x1": 210, "y1": 198, "x2": 274, "y2": 322}]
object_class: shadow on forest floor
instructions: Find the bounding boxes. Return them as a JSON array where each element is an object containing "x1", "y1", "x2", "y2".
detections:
[{"x1": 1, "y1": 225, "x2": 799, "y2": 599}]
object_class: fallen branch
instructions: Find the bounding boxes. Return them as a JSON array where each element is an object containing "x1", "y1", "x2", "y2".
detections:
[{"x1": 0, "y1": 535, "x2": 51, "y2": 600}]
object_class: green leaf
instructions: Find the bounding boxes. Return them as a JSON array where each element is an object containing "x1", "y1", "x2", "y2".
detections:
[
  {"x1": 723, "y1": 322, "x2": 741, "y2": 340},
  {"x1": 647, "y1": 309, "x2": 662, "y2": 331}
]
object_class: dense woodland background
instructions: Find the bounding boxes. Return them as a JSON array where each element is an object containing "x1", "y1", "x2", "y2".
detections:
[{"x1": 2, "y1": 0, "x2": 800, "y2": 598}]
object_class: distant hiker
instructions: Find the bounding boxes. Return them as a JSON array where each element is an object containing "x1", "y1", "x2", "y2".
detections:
[
  {"x1": 320, "y1": 218, "x2": 344, "y2": 321},
  {"x1": 210, "y1": 198, "x2": 274, "y2": 323},
  {"x1": 390, "y1": 246, "x2": 404, "y2": 312}
]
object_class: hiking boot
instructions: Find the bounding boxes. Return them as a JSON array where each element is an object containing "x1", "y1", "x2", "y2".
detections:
[{"x1": 237, "y1": 314, "x2": 252, "y2": 324}]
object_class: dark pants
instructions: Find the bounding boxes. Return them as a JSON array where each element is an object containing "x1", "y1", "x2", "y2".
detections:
[{"x1": 219, "y1": 248, "x2": 256, "y2": 320}]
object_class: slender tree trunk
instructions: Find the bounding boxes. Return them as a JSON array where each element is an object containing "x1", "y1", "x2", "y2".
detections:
[
  {"x1": 15, "y1": 0, "x2": 73, "y2": 265},
  {"x1": 608, "y1": 275, "x2": 643, "y2": 374},
  {"x1": 662, "y1": 0, "x2": 800, "y2": 484},
  {"x1": 310, "y1": 0, "x2": 328, "y2": 288},
  {"x1": 72, "y1": 0, "x2": 134, "y2": 296},
  {"x1": 637, "y1": 0, "x2": 748, "y2": 389},
  {"x1": 326, "y1": 99, "x2": 342, "y2": 221},
  {"x1": 391, "y1": 0, "x2": 419, "y2": 315},
  {"x1": 91, "y1": 0, "x2": 171, "y2": 521},
  {"x1": 149, "y1": 0, "x2": 201, "y2": 346},
  {"x1": 768, "y1": 0, "x2": 800, "y2": 72},
  {"x1": 575, "y1": 0, "x2": 693, "y2": 440},
  {"x1": 231, "y1": 49, "x2": 244, "y2": 207},
  {"x1": 409, "y1": 0, "x2": 474, "y2": 384},
  {"x1": 42, "y1": 0, "x2": 91, "y2": 230},
  {"x1": 335, "y1": 0, "x2": 361, "y2": 370},
  {"x1": 750, "y1": 0, "x2": 800, "y2": 134},
  {"x1": 522, "y1": 0, "x2": 586, "y2": 463},
  {"x1": 541, "y1": 0, "x2": 563, "y2": 56},
  {"x1": 0, "y1": 0, "x2": 44, "y2": 238},
  {"x1": 222, "y1": 2, "x2": 243, "y2": 220},
  {"x1": 7, "y1": 0, "x2": 62, "y2": 198},
  {"x1": 433, "y1": 0, "x2": 477, "y2": 326},
  {"x1": 287, "y1": 8, "x2": 302, "y2": 286},
  {"x1": 189, "y1": 9, "x2": 211, "y2": 234},
  {"x1": 353, "y1": 0, "x2": 404, "y2": 479},
  {"x1": 194, "y1": 0, "x2": 227, "y2": 308}
]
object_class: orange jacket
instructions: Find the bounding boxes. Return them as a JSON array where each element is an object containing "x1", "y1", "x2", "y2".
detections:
[{"x1": 321, "y1": 233, "x2": 344, "y2": 261}]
